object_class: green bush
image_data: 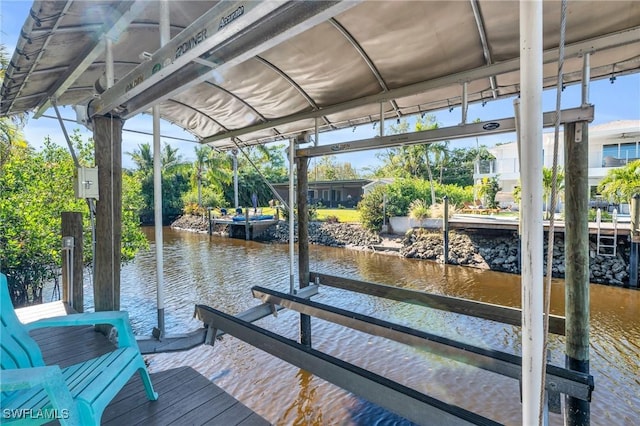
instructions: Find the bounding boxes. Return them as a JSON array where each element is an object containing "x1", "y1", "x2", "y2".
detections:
[
  {"x1": 358, "y1": 178, "x2": 473, "y2": 231},
  {"x1": 358, "y1": 185, "x2": 387, "y2": 231},
  {"x1": 409, "y1": 199, "x2": 430, "y2": 220}
]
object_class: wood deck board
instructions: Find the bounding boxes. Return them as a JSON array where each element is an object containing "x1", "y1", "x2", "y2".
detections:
[{"x1": 26, "y1": 322, "x2": 270, "y2": 425}]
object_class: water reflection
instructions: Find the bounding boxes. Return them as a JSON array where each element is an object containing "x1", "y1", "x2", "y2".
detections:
[{"x1": 112, "y1": 228, "x2": 638, "y2": 425}]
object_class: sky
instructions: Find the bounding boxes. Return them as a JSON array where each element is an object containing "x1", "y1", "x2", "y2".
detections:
[{"x1": 2, "y1": 0, "x2": 639, "y2": 172}]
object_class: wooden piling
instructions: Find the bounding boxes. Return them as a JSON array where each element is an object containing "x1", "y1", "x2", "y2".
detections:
[
  {"x1": 296, "y1": 154, "x2": 312, "y2": 347},
  {"x1": 61, "y1": 212, "x2": 83, "y2": 312},
  {"x1": 443, "y1": 195, "x2": 449, "y2": 264},
  {"x1": 630, "y1": 194, "x2": 640, "y2": 288},
  {"x1": 564, "y1": 122, "x2": 590, "y2": 425},
  {"x1": 93, "y1": 115, "x2": 123, "y2": 313}
]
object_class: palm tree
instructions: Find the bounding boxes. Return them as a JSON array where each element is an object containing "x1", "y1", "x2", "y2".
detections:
[
  {"x1": 0, "y1": 45, "x2": 27, "y2": 170},
  {"x1": 542, "y1": 166, "x2": 564, "y2": 219},
  {"x1": 205, "y1": 149, "x2": 233, "y2": 192},
  {"x1": 191, "y1": 146, "x2": 212, "y2": 207},
  {"x1": 598, "y1": 159, "x2": 640, "y2": 204},
  {"x1": 127, "y1": 143, "x2": 154, "y2": 174}
]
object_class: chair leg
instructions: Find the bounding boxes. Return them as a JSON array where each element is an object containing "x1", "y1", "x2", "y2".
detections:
[{"x1": 137, "y1": 365, "x2": 159, "y2": 401}]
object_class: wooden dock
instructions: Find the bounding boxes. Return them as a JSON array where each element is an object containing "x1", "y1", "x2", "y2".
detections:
[
  {"x1": 20, "y1": 306, "x2": 269, "y2": 425},
  {"x1": 449, "y1": 215, "x2": 629, "y2": 236}
]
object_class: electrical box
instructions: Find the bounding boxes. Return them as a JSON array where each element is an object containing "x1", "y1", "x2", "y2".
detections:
[{"x1": 75, "y1": 167, "x2": 99, "y2": 200}]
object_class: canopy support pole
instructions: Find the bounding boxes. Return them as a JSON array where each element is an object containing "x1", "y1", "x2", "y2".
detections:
[
  {"x1": 233, "y1": 149, "x2": 239, "y2": 209},
  {"x1": 564, "y1": 53, "x2": 591, "y2": 426},
  {"x1": 519, "y1": 1, "x2": 544, "y2": 424},
  {"x1": 153, "y1": 0, "x2": 171, "y2": 339},
  {"x1": 288, "y1": 142, "x2": 295, "y2": 296},
  {"x1": 461, "y1": 81, "x2": 468, "y2": 124},
  {"x1": 93, "y1": 115, "x2": 123, "y2": 315}
]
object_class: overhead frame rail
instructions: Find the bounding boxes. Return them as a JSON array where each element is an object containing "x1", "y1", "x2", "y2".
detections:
[{"x1": 297, "y1": 106, "x2": 594, "y2": 159}]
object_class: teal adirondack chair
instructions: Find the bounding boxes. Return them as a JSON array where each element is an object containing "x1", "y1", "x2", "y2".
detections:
[{"x1": 0, "y1": 273, "x2": 158, "y2": 425}]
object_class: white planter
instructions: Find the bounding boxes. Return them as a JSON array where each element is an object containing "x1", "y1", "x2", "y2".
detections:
[{"x1": 389, "y1": 216, "x2": 442, "y2": 233}]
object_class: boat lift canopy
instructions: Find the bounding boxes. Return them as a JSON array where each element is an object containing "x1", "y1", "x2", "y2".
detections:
[
  {"x1": 1, "y1": 1, "x2": 638, "y2": 149},
  {"x1": 2, "y1": 1, "x2": 638, "y2": 424}
]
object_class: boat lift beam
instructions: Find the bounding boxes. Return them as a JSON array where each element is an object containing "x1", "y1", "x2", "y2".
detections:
[
  {"x1": 137, "y1": 284, "x2": 318, "y2": 354},
  {"x1": 310, "y1": 272, "x2": 566, "y2": 335},
  {"x1": 195, "y1": 304, "x2": 501, "y2": 426},
  {"x1": 251, "y1": 285, "x2": 593, "y2": 402}
]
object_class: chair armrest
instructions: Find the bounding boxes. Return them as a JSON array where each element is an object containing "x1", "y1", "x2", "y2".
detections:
[
  {"x1": 1, "y1": 367, "x2": 80, "y2": 426},
  {"x1": 1, "y1": 366, "x2": 64, "y2": 391},
  {"x1": 24, "y1": 311, "x2": 137, "y2": 348}
]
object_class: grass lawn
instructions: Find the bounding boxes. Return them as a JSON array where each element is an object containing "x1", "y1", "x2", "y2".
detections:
[
  {"x1": 259, "y1": 207, "x2": 361, "y2": 223},
  {"x1": 315, "y1": 208, "x2": 361, "y2": 223}
]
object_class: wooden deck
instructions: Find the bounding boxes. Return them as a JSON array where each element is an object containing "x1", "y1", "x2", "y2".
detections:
[{"x1": 26, "y1": 322, "x2": 269, "y2": 425}]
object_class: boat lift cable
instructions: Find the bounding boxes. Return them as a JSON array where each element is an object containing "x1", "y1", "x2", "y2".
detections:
[
  {"x1": 230, "y1": 139, "x2": 291, "y2": 213},
  {"x1": 541, "y1": 0, "x2": 567, "y2": 421}
]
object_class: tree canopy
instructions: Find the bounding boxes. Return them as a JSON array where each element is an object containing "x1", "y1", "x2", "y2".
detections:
[
  {"x1": 598, "y1": 159, "x2": 640, "y2": 204},
  {"x1": 1, "y1": 131, "x2": 147, "y2": 305}
]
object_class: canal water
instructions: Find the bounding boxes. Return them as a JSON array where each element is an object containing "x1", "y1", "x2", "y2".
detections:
[{"x1": 80, "y1": 227, "x2": 638, "y2": 425}]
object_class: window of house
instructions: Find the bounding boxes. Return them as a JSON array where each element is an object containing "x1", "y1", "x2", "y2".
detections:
[
  {"x1": 620, "y1": 142, "x2": 638, "y2": 162},
  {"x1": 602, "y1": 144, "x2": 618, "y2": 159}
]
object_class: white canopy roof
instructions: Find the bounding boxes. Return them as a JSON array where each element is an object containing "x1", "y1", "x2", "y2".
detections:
[{"x1": 1, "y1": 0, "x2": 639, "y2": 150}]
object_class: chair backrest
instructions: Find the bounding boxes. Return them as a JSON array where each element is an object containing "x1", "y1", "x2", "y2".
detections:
[{"x1": 1, "y1": 273, "x2": 45, "y2": 369}]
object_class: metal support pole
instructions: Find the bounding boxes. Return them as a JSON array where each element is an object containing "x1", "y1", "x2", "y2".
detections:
[
  {"x1": 581, "y1": 53, "x2": 590, "y2": 107},
  {"x1": 379, "y1": 102, "x2": 384, "y2": 138},
  {"x1": 105, "y1": 38, "x2": 114, "y2": 88},
  {"x1": 520, "y1": 1, "x2": 544, "y2": 423},
  {"x1": 564, "y1": 122, "x2": 590, "y2": 425},
  {"x1": 443, "y1": 195, "x2": 449, "y2": 264},
  {"x1": 245, "y1": 207, "x2": 250, "y2": 241},
  {"x1": 152, "y1": 107, "x2": 165, "y2": 338},
  {"x1": 288, "y1": 142, "x2": 295, "y2": 295},
  {"x1": 153, "y1": 0, "x2": 170, "y2": 339},
  {"x1": 233, "y1": 150, "x2": 239, "y2": 209},
  {"x1": 461, "y1": 82, "x2": 468, "y2": 125}
]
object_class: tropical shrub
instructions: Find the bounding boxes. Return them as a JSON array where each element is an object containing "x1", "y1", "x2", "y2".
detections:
[{"x1": 408, "y1": 199, "x2": 430, "y2": 221}]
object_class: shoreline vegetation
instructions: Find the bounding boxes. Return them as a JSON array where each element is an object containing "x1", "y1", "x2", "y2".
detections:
[{"x1": 171, "y1": 215, "x2": 632, "y2": 288}]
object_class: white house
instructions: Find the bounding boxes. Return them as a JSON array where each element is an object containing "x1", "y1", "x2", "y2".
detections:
[{"x1": 474, "y1": 120, "x2": 640, "y2": 208}]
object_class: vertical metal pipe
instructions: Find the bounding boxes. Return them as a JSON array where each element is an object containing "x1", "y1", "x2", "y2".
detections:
[
  {"x1": 233, "y1": 150, "x2": 239, "y2": 209},
  {"x1": 152, "y1": 106, "x2": 165, "y2": 337},
  {"x1": 314, "y1": 117, "x2": 319, "y2": 147},
  {"x1": 153, "y1": 0, "x2": 170, "y2": 338},
  {"x1": 379, "y1": 102, "x2": 384, "y2": 138},
  {"x1": 461, "y1": 82, "x2": 468, "y2": 124},
  {"x1": 520, "y1": 1, "x2": 544, "y2": 423},
  {"x1": 105, "y1": 38, "x2": 114, "y2": 88},
  {"x1": 581, "y1": 53, "x2": 590, "y2": 107},
  {"x1": 289, "y1": 141, "x2": 295, "y2": 295}
]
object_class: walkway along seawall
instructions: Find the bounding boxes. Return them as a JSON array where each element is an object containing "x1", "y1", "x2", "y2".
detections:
[{"x1": 171, "y1": 215, "x2": 632, "y2": 287}]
